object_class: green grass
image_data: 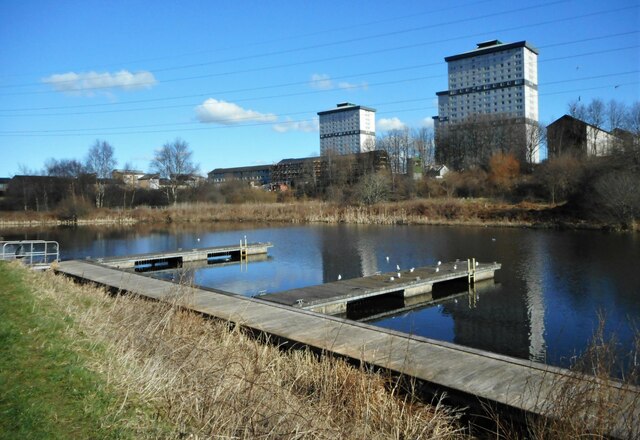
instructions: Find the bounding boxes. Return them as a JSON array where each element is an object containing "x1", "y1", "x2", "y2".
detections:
[{"x1": 0, "y1": 263, "x2": 135, "y2": 439}]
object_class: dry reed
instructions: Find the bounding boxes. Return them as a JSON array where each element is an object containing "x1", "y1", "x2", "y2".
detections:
[
  {"x1": 21, "y1": 265, "x2": 470, "y2": 439},
  {"x1": 1, "y1": 199, "x2": 565, "y2": 229}
]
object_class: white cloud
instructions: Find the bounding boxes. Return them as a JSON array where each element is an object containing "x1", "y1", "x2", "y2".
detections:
[
  {"x1": 309, "y1": 73, "x2": 333, "y2": 90},
  {"x1": 42, "y1": 70, "x2": 157, "y2": 95},
  {"x1": 337, "y1": 81, "x2": 368, "y2": 91},
  {"x1": 195, "y1": 98, "x2": 277, "y2": 124},
  {"x1": 378, "y1": 117, "x2": 406, "y2": 131},
  {"x1": 273, "y1": 117, "x2": 319, "y2": 133},
  {"x1": 421, "y1": 117, "x2": 435, "y2": 129},
  {"x1": 309, "y1": 73, "x2": 367, "y2": 91}
]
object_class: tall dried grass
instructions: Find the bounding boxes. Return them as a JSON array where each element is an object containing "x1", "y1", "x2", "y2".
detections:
[
  {"x1": 128, "y1": 199, "x2": 551, "y2": 228},
  {"x1": 1, "y1": 199, "x2": 560, "y2": 229},
  {"x1": 23, "y1": 265, "x2": 469, "y2": 439},
  {"x1": 489, "y1": 316, "x2": 640, "y2": 440}
]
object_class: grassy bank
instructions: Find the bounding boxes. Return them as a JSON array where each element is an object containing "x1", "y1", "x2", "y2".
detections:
[
  {"x1": 0, "y1": 263, "x2": 157, "y2": 439},
  {"x1": 0, "y1": 262, "x2": 469, "y2": 439},
  {"x1": 1, "y1": 198, "x2": 621, "y2": 230}
]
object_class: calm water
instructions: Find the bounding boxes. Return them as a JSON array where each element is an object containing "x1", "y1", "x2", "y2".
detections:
[{"x1": 4, "y1": 223, "x2": 639, "y2": 369}]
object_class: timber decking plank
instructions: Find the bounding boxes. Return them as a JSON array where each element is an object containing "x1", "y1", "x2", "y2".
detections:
[
  {"x1": 265, "y1": 262, "x2": 500, "y2": 309},
  {"x1": 55, "y1": 260, "x2": 639, "y2": 439}
]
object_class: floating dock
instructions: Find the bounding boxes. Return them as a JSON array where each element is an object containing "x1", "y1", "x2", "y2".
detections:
[
  {"x1": 54, "y1": 259, "x2": 639, "y2": 439},
  {"x1": 264, "y1": 260, "x2": 500, "y2": 315},
  {"x1": 95, "y1": 242, "x2": 272, "y2": 272}
]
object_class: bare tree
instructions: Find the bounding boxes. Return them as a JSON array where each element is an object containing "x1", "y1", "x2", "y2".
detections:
[
  {"x1": 585, "y1": 98, "x2": 605, "y2": 129},
  {"x1": 537, "y1": 153, "x2": 583, "y2": 204},
  {"x1": 412, "y1": 126, "x2": 435, "y2": 170},
  {"x1": 568, "y1": 99, "x2": 587, "y2": 120},
  {"x1": 151, "y1": 138, "x2": 199, "y2": 205},
  {"x1": 355, "y1": 172, "x2": 390, "y2": 205},
  {"x1": 524, "y1": 122, "x2": 546, "y2": 169},
  {"x1": 45, "y1": 158, "x2": 86, "y2": 177},
  {"x1": 607, "y1": 99, "x2": 627, "y2": 132},
  {"x1": 626, "y1": 101, "x2": 640, "y2": 136},
  {"x1": 45, "y1": 158, "x2": 92, "y2": 205},
  {"x1": 435, "y1": 114, "x2": 526, "y2": 170},
  {"x1": 594, "y1": 171, "x2": 640, "y2": 228},
  {"x1": 85, "y1": 140, "x2": 116, "y2": 208}
]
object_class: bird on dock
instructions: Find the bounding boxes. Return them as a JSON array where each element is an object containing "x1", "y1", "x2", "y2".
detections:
[
  {"x1": 397, "y1": 272, "x2": 401, "y2": 278},
  {"x1": 396, "y1": 264, "x2": 400, "y2": 271},
  {"x1": 453, "y1": 264, "x2": 457, "y2": 270},
  {"x1": 435, "y1": 267, "x2": 439, "y2": 273},
  {"x1": 337, "y1": 274, "x2": 342, "y2": 280},
  {"x1": 389, "y1": 276, "x2": 395, "y2": 281},
  {"x1": 409, "y1": 267, "x2": 414, "y2": 273},
  {"x1": 386, "y1": 256, "x2": 390, "y2": 262},
  {"x1": 437, "y1": 261, "x2": 442, "y2": 266},
  {"x1": 476, "y1": 261, "x2": 479, "y2": 267}
]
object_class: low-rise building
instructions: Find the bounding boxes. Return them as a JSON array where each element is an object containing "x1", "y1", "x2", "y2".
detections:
[
  {"x1": 271, "y1": 150, "x2": 389, "y2": 188},
  {"x1": 112, "y1": 169, "x2": 145, "y2": 187},
  {"x1": 0, "y1": 177, "x2": 10, "y2": 197},
  {"x1": 425, "y1": 165, "x2": 450, "y2": 179},
  {"x1": 137, "y1": 174, "x2": 160, "y2": 190},
  {"x1": 208, "y1": 165, "x2": 272, "y2": 186},
  {"x1": 547, "y1": 115, "x2": 618, "y2": 158}
]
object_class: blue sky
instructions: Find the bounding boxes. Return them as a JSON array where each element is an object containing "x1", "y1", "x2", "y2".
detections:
[{"x1": 1, "y1": 0, "x2": 638, "y2": 177}]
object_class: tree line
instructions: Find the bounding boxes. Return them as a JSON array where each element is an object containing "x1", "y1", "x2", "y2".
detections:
[
  {"x1": 2, "y1": 98, "x2": 639, "y2": 228},
  {"x1": 2, "y1": 138, "x2": 199, "y2": 214}
]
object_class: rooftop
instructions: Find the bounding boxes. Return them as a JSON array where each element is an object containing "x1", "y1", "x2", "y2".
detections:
[
  {"x1": 445, "y1": 40, "x2": 539, "y2": 62},
  {"x1": 317, "y1": 102, "x2": 376, "y2": 116}
]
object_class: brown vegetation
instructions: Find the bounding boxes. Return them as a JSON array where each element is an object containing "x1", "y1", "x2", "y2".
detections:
[
  {"x1": 0, "y1": 198, "x2": 618, "y2": 230},
  {"x1": 12, "y1": 263, "x2": 469, "y2": 439}
]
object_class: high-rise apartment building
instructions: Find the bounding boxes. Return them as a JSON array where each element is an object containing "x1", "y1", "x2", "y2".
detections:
[
  {"x1": 318, "y1": 102, "x2": 376, "y2": 156},
  {"x1": 434, "y1": 40, "x2": 540, "y2": 163}
]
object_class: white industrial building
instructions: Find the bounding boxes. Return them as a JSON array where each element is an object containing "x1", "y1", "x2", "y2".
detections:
[
  {"x1": 434, "y1": 40, "x2": 541, "y2": 163},
  {"x1": 318, "y1": 102, "x2": 376, "y2": 156}
]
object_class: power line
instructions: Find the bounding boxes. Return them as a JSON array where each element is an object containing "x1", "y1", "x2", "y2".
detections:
[
  {"x1": 0, "y1": 0, "x2": 496, "y2": 83},
  {"x1": 1, "y1": 81, "x2": 636, "y2": 137},
  {"x1": 2, "y1": 27, "x2": 636, "y2": 109},
  {"x1": 6, "y1": 0, "x2": 626, "y2": 94},
  {"x1": 0, "y1": 0, "x2": 568, "y2": 90},
  {"x1": 1, "y1": 46, "x2": 637, "y2": 118}
]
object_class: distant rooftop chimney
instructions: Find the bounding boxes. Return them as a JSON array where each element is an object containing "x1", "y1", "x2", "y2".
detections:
[
  {"x1": 476, "y1": 40, "x2": 503, "y2": 49},
  {"x1": 336, "y1": 102, "x2": 355, "y2": 108}
]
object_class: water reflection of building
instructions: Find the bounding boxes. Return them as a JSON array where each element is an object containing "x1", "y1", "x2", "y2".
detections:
[
  {"x1": 442, "y1": 287, "x2": 532, "y2": 359},
  {"x1": 320, "y1": 227, "x2": 378, "y2": 283},
  {"x1": 442, "y1": 239, "x2": 547, "y2": 362},
  {"x1": 523, "y1": 237, "x2": 547, "y2": 362}
]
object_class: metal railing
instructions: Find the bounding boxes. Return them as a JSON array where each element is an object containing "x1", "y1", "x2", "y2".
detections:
[{"x1": 1, "y1": 240, "x2": 60, "y2": 268}]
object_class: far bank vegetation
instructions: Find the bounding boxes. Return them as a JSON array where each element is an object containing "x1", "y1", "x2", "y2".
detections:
[{"x1": 1, "y1": 99, "x2": 639, "y2": 230}]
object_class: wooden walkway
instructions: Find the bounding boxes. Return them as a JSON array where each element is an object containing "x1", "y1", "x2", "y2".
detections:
[
  {"x1": 265, "y1": 261, "x2": 500, "y2": 315},
  {"x1": 55, "y1": 260, "x2": 639, "y2": 439},
  {"x1": 95, "y1": 242, "x2": 272, "y2": 270}
]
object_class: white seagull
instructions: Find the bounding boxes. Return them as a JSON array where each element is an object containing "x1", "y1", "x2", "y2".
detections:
[
  {"x1": 437, "y1": 261, "x2": 442, "y2": 266},
  {"x1": 386, "y1": 256, "x2": 390, "y2": 262},
  {"x1": 409, "y1": 267, "x2": 415, "y2": 273},
  {"x1": 338, "y1": 274, "x2": 342, "y2": 280}
]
